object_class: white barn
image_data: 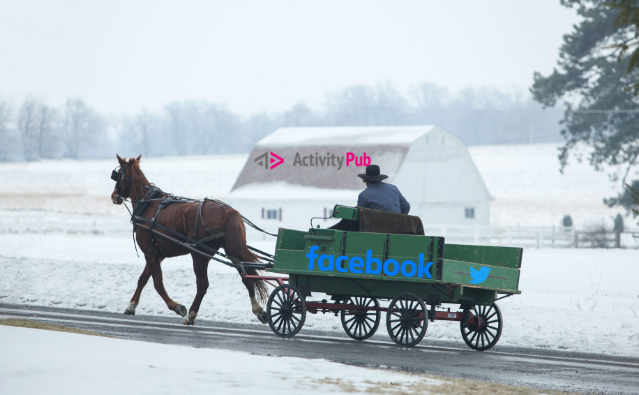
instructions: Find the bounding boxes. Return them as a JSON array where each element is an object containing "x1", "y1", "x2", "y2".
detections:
[{"x1": 226, "y1": 126, "x2": 492, "y2": 237}]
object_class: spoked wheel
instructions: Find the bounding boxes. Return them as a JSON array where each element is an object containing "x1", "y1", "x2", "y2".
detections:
[
  {"x1": 460, "y1": 303, "x2": 503, "y2": 351},
  {"x1": 340, "y1": 297, "x2": 381, "y2": 341},
  {"x1": 266, "y1": 284, "x2": 306, "y2": 338},
  {"x1": 386, "y1": 292, "x2": 428, "y2": 347}
]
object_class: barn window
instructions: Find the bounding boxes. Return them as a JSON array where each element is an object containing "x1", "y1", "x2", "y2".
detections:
[
  {"x1": 266, "y1": 209, "x2": 278, "y2": 220},
  {"x1": 465, "y1": 208, "x2": 475, "y2": 219}
]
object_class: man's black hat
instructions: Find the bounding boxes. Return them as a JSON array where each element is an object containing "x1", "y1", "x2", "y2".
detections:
[{"x1": 358, "y1": 165, "x2": 388, "y2": 182}]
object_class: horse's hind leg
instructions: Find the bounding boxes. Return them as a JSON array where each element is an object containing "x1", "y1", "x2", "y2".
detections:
[
  {"x1": 124, "y1": 263, "x2": 151, "y2": 315},
  {"x1": 184, "y1": 254, "x2": 210, "y2": 326},
  {"x1": 238, "y1": 269, "x2": 267, "y2": 324},
  {"x1": 147, "y1": 255, "x2": 187, "y2": 317}
]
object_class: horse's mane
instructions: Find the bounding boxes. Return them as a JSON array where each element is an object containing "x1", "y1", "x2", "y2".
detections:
[{"x1": 128, "y1": 157, "x2": 152, "y2": 187}]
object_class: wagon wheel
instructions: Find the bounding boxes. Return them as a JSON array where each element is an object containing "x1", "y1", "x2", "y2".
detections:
[
  {"x1": 386, "y1": 292, "x2": 428, "y2": 347},
  {"x1": 266, "y1": 284, "x2": 306, "y2": 338},
  {"x1": 340, "y1": 297, "x2": 381, "y2": 341},
  {"x1": 460, "y1": 303, "x2": 503, "y2": 351}
]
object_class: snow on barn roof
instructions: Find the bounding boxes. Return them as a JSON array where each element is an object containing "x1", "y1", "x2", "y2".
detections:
[
  {"x1": 255, "y1": 125, "x2": 437, "y2": 147},
  {"x1": 231, "y1": 126, "x2": 446, "y2": 192}
]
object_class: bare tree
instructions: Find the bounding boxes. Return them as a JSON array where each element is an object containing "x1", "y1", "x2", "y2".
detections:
[
  {"x1": 283, "y1": 102, "x2": 314, "y2": 127},
  {"x1": 0, "y1": 101, "x2": 12, "y2": 134},
  {"x1": 324, "y1": 83, "x2": 407, "y2": 126},
  {"x1": 200, "y1": 103, "x2": 239, "y2": 154},
  {"x1": 63, "y1": 98, "x2": 104, "y2": 159},
  {"x1": 373, "y1": 82, "x2": 407, "y2": 125},
  {"x1": 136, "y1": 109, "x2": 154, "y2": 156},
  {"x1": 0, "y1": 101, "x2": 19, "y2": 161},
  {"x1": 325, "y1": 85, "x2": 377, "y2": 126},
  {"x1": 18, "y1": 97, "x2": 40, "y2": 160},
  {"x1": 37, "y1": 104, "x2": 58, "y2": 158},
  {"x1": 165, "y1": 102, "x2": 188, "y2": 156}
]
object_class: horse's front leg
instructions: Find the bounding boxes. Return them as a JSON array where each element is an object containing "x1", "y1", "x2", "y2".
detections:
[
  {"x1": 124, "y1": 263, "x2": 151, "y2": 315},
  {"x1": 147, "y1": 255, "x2": 187, "y2": 317},
  {"x1": 184, "y1": 254, "x2": 210, "y2": 325}
]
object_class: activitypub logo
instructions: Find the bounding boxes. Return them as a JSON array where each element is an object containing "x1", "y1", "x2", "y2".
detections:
[
  {"x1": 254, "y1": 152, "x2": 284, "y2": 170},
  {"x1": 306, "y1": 246, "x2": 433, "y2": 278},
  {"x1": 254, "y1": 151, "x2": 372, "y2": 170}
]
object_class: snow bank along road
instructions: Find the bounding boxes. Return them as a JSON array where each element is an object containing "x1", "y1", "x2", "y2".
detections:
[
  {"x1": 1, "y1": 325, "x2": 445, "y2": 395},
  {"x1": 2, "y1": 304, "x2": 638, "y2": 395}
]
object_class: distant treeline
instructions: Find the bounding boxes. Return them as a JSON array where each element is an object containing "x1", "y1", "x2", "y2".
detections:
[{"x1": 0, "y1": 82, "x2": 563, "y2": 161}]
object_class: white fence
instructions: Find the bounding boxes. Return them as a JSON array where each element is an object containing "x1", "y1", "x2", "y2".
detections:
[
  {"x1": 422, "y1": 223, "x2": 638, "y2": 248},
  {"x1": 422, "y1": 223, "x2": 575, "y2": 248}
]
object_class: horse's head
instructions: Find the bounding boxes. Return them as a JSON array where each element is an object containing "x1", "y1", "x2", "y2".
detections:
[{"x1": 111, "y1": 154, "x2": 141, "y2": 204}]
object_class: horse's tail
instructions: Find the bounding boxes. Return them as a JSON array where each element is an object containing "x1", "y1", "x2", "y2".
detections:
[{"x1": 224, "y1": 209, "x2": 268, "y2": 302}]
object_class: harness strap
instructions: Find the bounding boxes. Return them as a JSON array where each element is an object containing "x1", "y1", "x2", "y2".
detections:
[
  {"x1": 196, "y1": 232, "x2": 226, "y2": 244},
  {"x1": 148, "y1": 201, "x2": 168, "y2": 258},
  {"x1": 193, "y1": 200, "x2": 216, "y2": 239}
]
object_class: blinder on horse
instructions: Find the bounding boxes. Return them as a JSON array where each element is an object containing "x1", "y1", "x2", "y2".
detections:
[
  {"x1": 111, "y1": 163, "x2": 131, "y2": 203},
  {"x1": 111, "y1": 162, "x2": 128, "y2": 184},
  {"x1": 111, "y1": 169, "x2": 122, "y2": 182}
]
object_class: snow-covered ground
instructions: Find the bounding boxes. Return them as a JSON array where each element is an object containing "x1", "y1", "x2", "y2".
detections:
[
  {"x1": 1, "y1": 145, "x2": 638, "y2": 358},
  {"x1": 470, "y1": 143, "x2": 632, "y2": 228},
  {"x1": 0, "y1": 325, "x2": 441, "y2": 395}
]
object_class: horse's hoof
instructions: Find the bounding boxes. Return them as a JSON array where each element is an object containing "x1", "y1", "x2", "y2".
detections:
[
  {"x1": 183, "y1": 311, "x2": 197, "y2": 326},
  {"x1": 258, "y1": 311, "x2": 268, "y2": 325},
  {"x1": 174, "y1": 304, "x2": 187, "y2": 317},
  {"x1": 124, "y1": 302, "x2": 137, "y2": 315}
]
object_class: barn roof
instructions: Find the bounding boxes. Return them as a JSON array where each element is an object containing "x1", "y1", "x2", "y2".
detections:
[
  {"x1": 255, "y1": 125, "x2": 436, "y2": 147},
  {"x1": 231, "y1": 126, "x2": 444, "y2": 192}
]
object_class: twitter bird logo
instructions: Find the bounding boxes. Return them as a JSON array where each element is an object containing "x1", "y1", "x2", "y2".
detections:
[{"x1": 469, "y1": 266, "x2": 491, "y2": 284}]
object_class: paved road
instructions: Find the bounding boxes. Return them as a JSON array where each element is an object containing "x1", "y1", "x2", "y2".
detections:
[{"x1": 1, "y1": 303, "x2": 638, "y2": 394}]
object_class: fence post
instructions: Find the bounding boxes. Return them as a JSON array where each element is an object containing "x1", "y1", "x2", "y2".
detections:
[
  {"x1": 537, "y1": 230, "x2": 542, "y2": 248},
  {"x1": 540, "y1": 227, "x2": 545, "y2": 248}
]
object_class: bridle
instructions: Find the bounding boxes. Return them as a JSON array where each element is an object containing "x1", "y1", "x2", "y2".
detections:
[{"x1": 111, "y1": 162, "x2": 134, "y2": 203}]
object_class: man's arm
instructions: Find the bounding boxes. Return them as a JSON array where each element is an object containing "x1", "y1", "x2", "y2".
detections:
[{"x1": 399, "y1": 191, "x2": 410, "y2": 214}]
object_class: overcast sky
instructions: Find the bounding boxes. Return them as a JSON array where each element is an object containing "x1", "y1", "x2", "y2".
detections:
[{"x1": 0, "y1": 0, "x2": 580, "y2": 115}]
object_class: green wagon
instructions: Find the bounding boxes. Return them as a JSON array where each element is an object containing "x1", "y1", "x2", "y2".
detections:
[{"x1": 260, "y1": 205, "x2": 522, "y2": 350}]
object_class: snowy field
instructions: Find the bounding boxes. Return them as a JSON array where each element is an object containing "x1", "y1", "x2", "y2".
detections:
[
  {"x1": 470, "y1": 143, "x2": 632, "y2": 228},
  {"x1": 0, "y1": 325, "x2": 443, "y2": 395},
  {"x1": 1, "y1": 145, "x2": 638, "y2": 358}
]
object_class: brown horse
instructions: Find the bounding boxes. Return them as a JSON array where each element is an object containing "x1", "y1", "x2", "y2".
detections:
[{"x1": 110, "y1": 154, "x2": 268, "y2": 325}]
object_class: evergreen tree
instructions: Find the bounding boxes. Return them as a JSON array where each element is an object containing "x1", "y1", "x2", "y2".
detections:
[
  {"x1": 606, "y1": 0, "x2": 639, "y2": 95},
  {"x1": 531, "y1": 0, "x2": 639, "y2": 207}
]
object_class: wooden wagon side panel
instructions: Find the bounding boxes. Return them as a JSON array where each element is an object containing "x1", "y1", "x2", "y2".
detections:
[{"x1": 444, "y1": 244, "x2": 523, "y2": 269}]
